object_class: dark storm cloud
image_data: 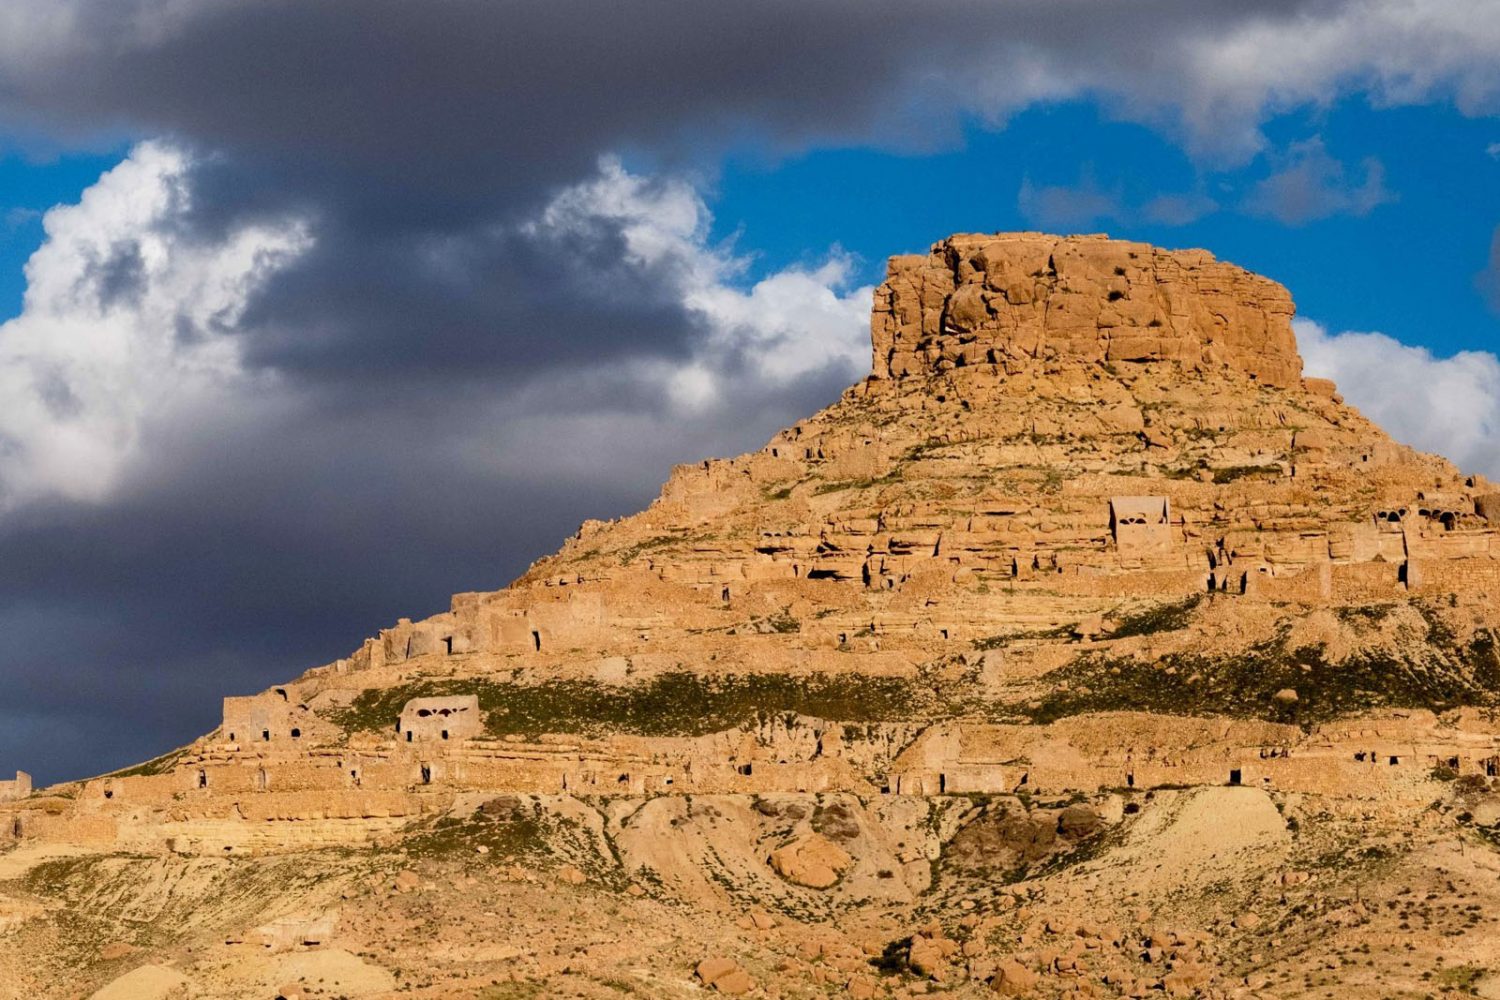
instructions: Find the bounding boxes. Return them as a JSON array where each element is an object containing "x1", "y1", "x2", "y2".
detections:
[
  {"x1": 2, "y1": 0, "x2": 1483, "y2": 383},
  {"x1": 0, "y1": 349, "x2": 858, "y2": 782}
]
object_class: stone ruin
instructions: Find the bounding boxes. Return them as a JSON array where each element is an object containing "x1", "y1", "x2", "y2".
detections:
[
  {"x1": 397, "y1": 696, "x2": 481, "y2": 743},
  {"x1": 7, "y1": 232, "x2": 1500, "y2": 856},
  {"x1": 0, "y1": 771, "x2": 29, "y2": 804}
]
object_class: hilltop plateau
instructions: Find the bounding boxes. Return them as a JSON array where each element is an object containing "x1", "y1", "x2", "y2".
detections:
[{"x1": 5, "y1": 233, "x2": 1500, "y2": 999}]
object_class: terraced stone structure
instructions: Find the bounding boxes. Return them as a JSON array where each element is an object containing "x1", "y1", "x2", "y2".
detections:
[{"x1": 6, "y1": 234, "x2": 1500, "y2": 1000}]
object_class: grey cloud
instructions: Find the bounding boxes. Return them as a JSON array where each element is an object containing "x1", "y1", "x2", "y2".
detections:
[
  {"x1": 1017, "y1": 174, "x2": 1123, "y2": 231},
  {"x1": 1480, "y1": 225, "x2": 1500, "y2": 313},
  {"x1": 0, "y1": 338, "x2": 857, "y2": 783},
  {"x1": 1018, "y1": 174, "x2": 1218, "y2": 231},
  {"x1": 80, "y1": 239, "x2": 147, "y2": 310},
  {"x1": 1140, "y1": 192, "x2": 1219, "y2": 226},
  {"x1": 1244, "y1": 138, "x2": 1395, "y2": 226}
]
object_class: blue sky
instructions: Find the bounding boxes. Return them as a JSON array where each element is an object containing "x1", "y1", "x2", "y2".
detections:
[
  {"x1": 1, "y1": 0, "x2": 1499, "y2": 783},
  {"x1": 0, "y1": 147, "x2": 125, "y2": 316},
  {"x1": 705, "y1": 98, "x2": 1500, "y2": 358},
  {"x1": 7, "y1": 102, "x2": 1499, "y2": 358}
]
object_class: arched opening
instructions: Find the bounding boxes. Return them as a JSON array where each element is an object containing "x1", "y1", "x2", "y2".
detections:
[
  {"x1": 531, "y1": 630, "x2": 542, "y2": 652},
  {"x1": 420, "y1": 764, "x2": 432, "y2": 785},
  {"x1": 198, "y1": 770, "x2": 208, "y2": 789}
]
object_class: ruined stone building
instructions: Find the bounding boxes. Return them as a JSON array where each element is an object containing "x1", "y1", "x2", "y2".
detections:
[{"x1": 6, "y1": 232, "x2": 1500, "y2": 857}]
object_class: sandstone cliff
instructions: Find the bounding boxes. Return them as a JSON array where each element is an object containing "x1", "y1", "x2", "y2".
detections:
[{"x1": 871, "y1": 233, "x2": 1301, "y2": 387}]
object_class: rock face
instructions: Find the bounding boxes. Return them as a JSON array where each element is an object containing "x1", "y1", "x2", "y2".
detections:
[{"x1": 871, "y1": 232, "x2": 1301, "y2": 387}]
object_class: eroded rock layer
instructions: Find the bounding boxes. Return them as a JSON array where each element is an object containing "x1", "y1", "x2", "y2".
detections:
[{"x1": 871, "y1": 233, "x2": 1302, "y2": 387}]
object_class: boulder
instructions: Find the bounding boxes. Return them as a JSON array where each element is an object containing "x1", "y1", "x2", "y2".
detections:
[
  {"x1": 768, "y1": 833, "x2": 852, "y2": 889},
  {"x1": 989, "y1": 958, "x2": 1039, "y2": 995},
  {"x1": 697, "y1": 957, "x2": 755, "y2": 994},
  {"x1": 1057, "y1": 804, "x2": 1101, "y2": 838},
  {"x1": 909, "y1": 935, "x2": 954, "y2": 980}
]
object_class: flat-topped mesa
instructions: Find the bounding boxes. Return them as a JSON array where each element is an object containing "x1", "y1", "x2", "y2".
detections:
[{"x1": 871, "y1": 232, "x2": 1303, "y2": 387}]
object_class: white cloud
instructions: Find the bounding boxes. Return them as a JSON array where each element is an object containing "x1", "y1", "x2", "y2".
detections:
[
  {"x1": 1140, "y1": 0, "x2": 1500, "y2": 159},
  {"x1": 529, "y1": 157, "x2": 872, "y2": 413},
  {"x1": 1296, "y1": 318, "x2": 1500, "y2": 478},
  {"x1": 0, "y1": 150, "x2": 872, "y2": 510},
  {"x1": 0, "y1": 142, "x2": 311, "y2": 508},
  {"x1": 1488, "y1": 141, "x2": 1500, "y2": 159}
]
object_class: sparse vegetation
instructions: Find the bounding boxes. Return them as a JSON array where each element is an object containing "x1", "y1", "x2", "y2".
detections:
[
  {"x1": 1108, "y1": 595, "x2": 1203, "y2": 639},
  {"x1": 1211, "y1": 464, "x2": 1281, "y2": 484},
  {"x1": 1023, "y1": 615, "x2": 1500, "y2": 725},
  {"x1": 327, "y1": 671, "x2": 931, "y2": 739},
  {"x1": 403, "y1": 797, "x2": 550, "y2": 862},
  {"x1": 812, "y1": 470, "x2": 902, "y2": 495}
]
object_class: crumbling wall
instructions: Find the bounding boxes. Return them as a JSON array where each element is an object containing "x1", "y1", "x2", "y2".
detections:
[
  {"x1": 0, "y1": 770, "x2": 30, "y2": 803},
  {"x1": 222, "y1": 691, "x2": 324, "y2": 746},
  {"x1": 398, "y1": 696, "x2": 482, "y2": 742}
]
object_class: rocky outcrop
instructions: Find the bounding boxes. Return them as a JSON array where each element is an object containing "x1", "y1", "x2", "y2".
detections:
[
  {"x1": 767, "y1": 832, "x2": 852, "y2": 889},
  {"x1": 871, "y1": 232, "x2": 1301, "y2": 386}
]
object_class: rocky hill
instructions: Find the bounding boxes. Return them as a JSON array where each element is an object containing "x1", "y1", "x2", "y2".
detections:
[{"x1": 5, "y1": 233, "x2": 1500, "y2": 999}]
